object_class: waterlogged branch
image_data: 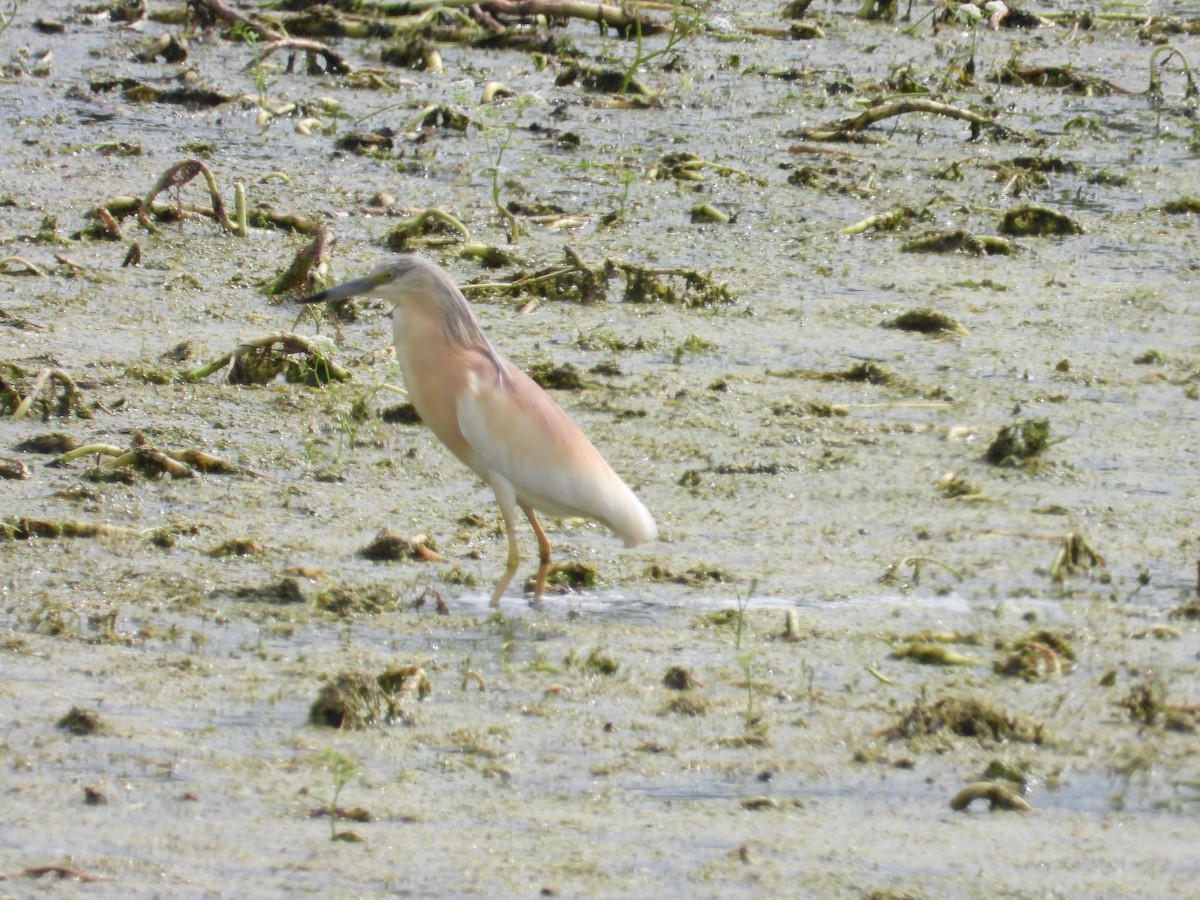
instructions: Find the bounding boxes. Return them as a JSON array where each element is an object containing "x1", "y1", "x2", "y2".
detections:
[
  {"x1": 798, "y1": 98, "x2": 1036, "y2": 143},
  {"x1": 465, "y1": 245, "x2": 734, "y2": 307},
  {"x1": 183, "y1": 332, "x2": 352, "y2": 385},
  {"x1": 188, "y1": 0, "x2": 283, "y2": 41},
  {"x1": 138, "y1": 159, "x2": 237, "y2": 234},
  {"x1": 381, "y1": 0, "x2": 668, "y2": 36},
  {"x1": 265, "y1": 226, "x2": 335, "y2": 296},
  {"x1": 0, "y1": 256, "x2": 46, "y2": 277},
  {"x1": 255, "y1": 37, "x2": 351, "y2": 75},
  {"x1": 11, "y1": 368, "x2": 89, "y2": 421},
  {"x1": 1148, "y1": 43, "x2": 1198, "y2": 100},
  {"x1": 55, "y1": 440, "x2": 249, "y2": 479}
]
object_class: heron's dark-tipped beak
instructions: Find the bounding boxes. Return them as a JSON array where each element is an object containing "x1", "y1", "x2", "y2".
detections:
[{"x1": 297, "y1": 273, "x2": 386, "y2": 306}]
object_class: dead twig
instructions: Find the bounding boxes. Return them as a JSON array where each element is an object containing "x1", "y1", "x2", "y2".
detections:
[
  {"x1": 183, "y1": 332, "x2": 352, "y2": 385},
  {"x1": 11, "y1": 368, "x2": 89, "y2": 421},
  {"x1": 265, "y1": 226, "x2": 335, "y2": 296},
  {"x1": 797, "y1": 98, "x2": 1036, "y2": 143},
  {"x1": 0, "y1": 256, "x2": 46, "y2": 276},
  {"x1": 138, "y1": 159, "x2": 237, "y2": 234}
]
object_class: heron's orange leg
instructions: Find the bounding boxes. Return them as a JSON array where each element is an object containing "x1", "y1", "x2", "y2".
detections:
[{"x1": 521, "y1": 503, "x2": 552, "y2": 603}]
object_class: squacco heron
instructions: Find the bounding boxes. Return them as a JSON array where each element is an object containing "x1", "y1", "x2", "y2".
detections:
[{"x1": 298, "y1": 254, "x2": 656, "y2": 606}]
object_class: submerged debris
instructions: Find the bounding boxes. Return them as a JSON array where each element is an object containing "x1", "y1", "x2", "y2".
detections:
[
  {"x1": 999, "y1": 205, "x2": 1084, "y2": 236},
  {"x1": 994, "y1": 630, "x2": 1076, "y2": 680},
  {"x1": 57, "y1": 706, "x2": 106, "y2": 736},
  {"x1": 884, "y1": 308, "x2": 969, "y2": 337},
  {"x1": 663, "y1": 666, "x2": 703, "y2": 690},
  {"x1": 183, "y1": 332, "x2": 351, "y2": 386},
  {"x1": 795, "y1": 97, "x2": 1035, "y2": 143},
  {"x1": 540, "y1": 560, "x2": 600, "y2": 591},
  {"x1": 1118, "y1": 678, "x2": 1199, "y2": 733},
  {"x1": 4, "y1": 366, "x2": 90, "y2": 421},
  {"x1": 890, "y1": 642, "x2": 981, "y2": 666},
  {"x1": 265, "y1": 226, "x2": 334, "y2": 296},
  {"x1": 887, "y1": 693, "x2": 1044, "y2": 745},
  {"x1": 950, "y1": 782, "x2": 1033, "y2": 812},
  {"x1": 469, "y1": 246, "x2": 735, "y2": 307},
  {"x1": 1049, "y1": 533, "x2": 1106, "y2": 583},
  {"x1": 53, "y1": 437, "x2": 246, "y2": 481},
  {"x1": 307, "y1": 667, "x2": 427, "y2": 729},
  {"x1": 0, "y1": 516, "x2": 121, "y2": 541},
  {"x1": 901, "y1": 229, "x2": 1016, "y2": 256},
  {"x1": 359, "y1": 528, "x2": 443, "y2": 562},
  {"x1": 308, "y1": 671, "x2": 389, "y2": 729},
  {"x1": 985, "y1": 418, "x2": 1051, "y2": 466},
  {"x1": 234, "y1": 577, "x2": 307, "y2": 605}
]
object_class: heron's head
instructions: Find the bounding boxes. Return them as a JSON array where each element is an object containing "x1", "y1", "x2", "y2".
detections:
[
  {"x1": 297, "y1": 254, "x2": 490, "y2": 351},
  {"x1": 297, "y1": 255, "x2": 435, "y2": 307}
]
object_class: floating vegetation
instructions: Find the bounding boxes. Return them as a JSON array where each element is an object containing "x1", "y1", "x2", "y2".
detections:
[
  {"x1": 359, "y1": 528, "x2": 443, "y2": 563},
  {"x1": 541, "y1": 560, "x2": 600, "y2": 591},
  {"x1": 1117, "y1": 678, "x2": 1200, "y2": 733},
  {"x1": 878, "y1": 555, "x2": 964, "y2": 589},
  {"x1": 999, "y1": 205, "x2": 1085, "y2": 237},
  {"x1": 937, "y1": 471, "x2": 987, "y2": 501},
  {"x1": 3, "y1": 365, "x2": 89, "y2": 421},
  {"x1": 0, "y1": 516, "x2": 127, "y2": 541},
  {"x1": 993, "y1": 63, "x2": 1128, "y2": 96},
  {"x1": 56, "y1": 706, "x2": 106, "y2": 736},
  {"x1": 985, "y1": 418, "x2": 1051, "y2": 466},
  {"x1": 469, "y1": 246, "x2": 735, "y2": 307},
  {"x1": 556, "y1": 63, "x2": 651, "y2": 99},
  {"x1": 662, "y1": 693, "x2": 710, "y2": 716},
  {"x1": 663, "y1": 666, "x2": 703, "y2": 690},
  {"x1": 901, "y1": 229, "x2": 1016, "y2": 256},
  {"x1": 234, "y1": 577, "x2": 307, "y2": 605},
  {"x1": 135, "y1": 158, "x2": 240, "y2": 235},
  {"x1": 647, "y1": 563, "x2": 733, "y2": 587},
  {"x1": 0, "y1": 256, "x2": 47, "y2": 278},
  {"x1": 308, "y1": 666, "x2": 428, "y2": 729},
  {"x1": 376, "y1": 664, "x2": 432, "y2": 702},
  {"x1": 565, "y1": 647, "x2": 619, "y2": 676},
  {"x1": 385, "y1": 208, "x2": 472, "y2": 251},
  {"x1": 0, "y1": 455, "x2": 28, "y2": 479},
  {"x1": 994, "y1": 630, "x2": 1076, "y2": 681},
  {"x1": 887, "y1": 693, "x2": 1044, "y2": 745},
  {"x1": 52, "y1": 436, "x2": 247, "y2": 481},
  {"x1": 525, "y1": 362, "x2": 588, "y2": 391},
  {"x1": 1161, "y1": 196, "x2": 1200, "y2": 214},
  {"x1": 884, "y1": 308, "x2": 969, "y2": 337},
  {"x1": 206, "y1": 538, "x2": 264, "y2": 557},
  {"x1": 1049, "y1": 532, "x2": 1106, "y2": 583},
  {"x1": 183, "y1": 332, "x2": 351, "y2": 386},
  {"x1": 646, "y1": 151, "x2": 766, "y2": 185},
  {"x1": 314, "y1": 585, "x2": 395, "y2": 615},
  {"x1": 307, "y1": 672, "x2": 391, "y2": 729},
  {"x1": 1169, "y1": 597, "x2": 1200, "y2": 621},
  {"x1": 840, "y1": 205, "x2": 930, "y2": 235}
]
